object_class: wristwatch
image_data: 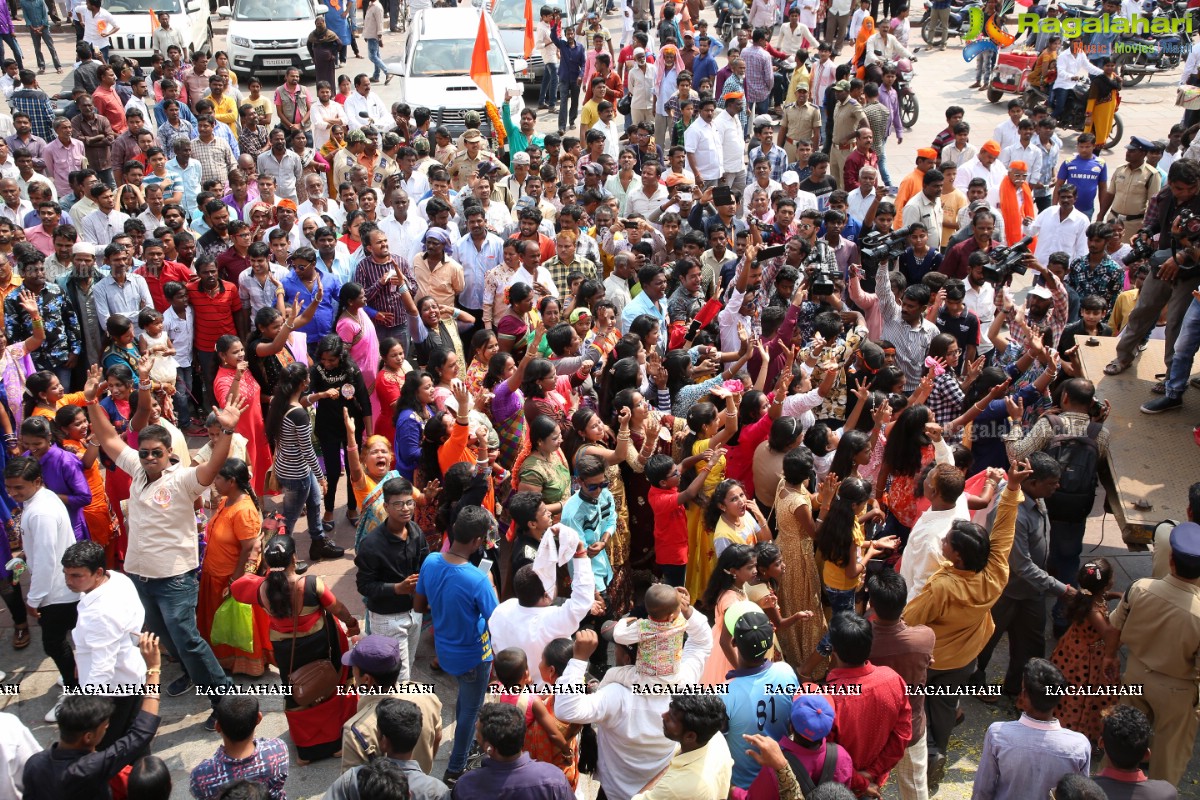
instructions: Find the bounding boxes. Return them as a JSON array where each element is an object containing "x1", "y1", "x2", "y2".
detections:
[{"x1": 221, "y1": 427, "x2": 236, "y2": 436}]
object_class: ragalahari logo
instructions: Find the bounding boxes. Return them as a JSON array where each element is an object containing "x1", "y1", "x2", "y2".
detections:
[{"x1": 963, "y1": 1, "x2": 1017, "y2": 62}]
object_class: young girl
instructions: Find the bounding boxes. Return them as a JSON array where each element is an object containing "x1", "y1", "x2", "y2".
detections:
[
  {"x1": 813, "y1": 477, "x2": 896, "y2": 659},
  {"x1": 803, "y1": 422, "x2": 838, "y2": 483},
  {"x1": 309, "y1": 333, "x2": 371, "y2": 528},
  {"x1": 744, "y1": 542, "x2": 813, "y2": 662},
  {"x1": 334, "y1": 282, "x2": 380, "y2": 420},
  {"x1": 698, "y1": 543, "x2": 758, "y2": 686},
  {"x1": 492, "y1": 648, "x2": 572, "y2": 760},
  {"x1": 828, "y1": 429, "x2": 873, "y2": 480},
  {"x1": 102, "y1": 315, "x2": 142, "y2": 386},
  {"x1": 705, "y1": 479, "x2": 771, "y2": 556},
  {"x1": 54, "y1": 404, "x2": 116, "y2": 551},
  {"x1": 373, "y1": 337, "x2": 411, "y2": 442},
  {"x1": 138, "y1": 308, "x2": 178, "y2": 388},
  {"x1": 465, "y1": 329, "x2": 498, "y2": 399},
  {"x1": 682, "y1": 391, "x2": 740, "y2": 599},
  {"x1": 1051, "y1": 558, "x2": 1121, "y2": 745}
]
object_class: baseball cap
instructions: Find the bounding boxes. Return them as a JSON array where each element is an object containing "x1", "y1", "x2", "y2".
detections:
[
  {"x1": 782, "y1": 170, "x2": 800, "y2": 185},
  {"x1": 833, "y1": 80, "x2": 851, "y2": 91},
  {"x1": 569, "y1": 308, "x2": 592, "y2": 324},
  {"x1": 1028, "y1": 285, "x2": 1054, "y2": 300},
  {"x1": 663, "y1": 172, "x2": 692, "y2": 187},
  {"x1": 731, "y1": 610, "x2": 774, "y2": 661},
  {"x1": 346, "y1": 129, "x2": 368, "y2": 144},
  {"x1": 512, "y1": 151, "x2": 531, "y2": 165},
  {"x1": 342, "y1": 634, "x2": 401, "y2": 673},
  {"x1": 790, "y1": 694, "x2": 836, "y2": 741},
  {"x1": 753, "y1": 114, "x2": 775, "y2": 129},
  {"x1": 584, "y1": 162, "x2": 605, "y2": 176}
]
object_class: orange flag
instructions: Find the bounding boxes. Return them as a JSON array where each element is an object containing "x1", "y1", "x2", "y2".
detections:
[
  {"x1": 523, "y1": 0, "x2": 534, "y2": 58},
  {"x1": 470, "y1": 11, "x2": 495, "y2": 102}
]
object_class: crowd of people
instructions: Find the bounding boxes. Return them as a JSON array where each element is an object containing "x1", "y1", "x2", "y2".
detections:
[{"x1": 0, "y1": 0, "x2": 1196, "y2": 798}]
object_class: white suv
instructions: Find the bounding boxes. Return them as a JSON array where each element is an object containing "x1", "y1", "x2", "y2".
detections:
[
  {"x1": 217, "y1": 0, "x2": 327, "y2": 79},
  {"x1": 107, "y1": 0, "x2": 212, "y2": 62},
  {"x1": 389, "y1": 7, "x2": 526, "y2": 145}
]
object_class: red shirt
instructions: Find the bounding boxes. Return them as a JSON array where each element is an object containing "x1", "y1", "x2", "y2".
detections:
[
  {"x1": 137, "y1": 260, "x2": 194, "y2": 311},
  {"x1": 824, "y1": 662, "x2": 912, "y2": 795},
  {"x1": 186, "y1": 278, "x2": 242, "y2": 352},
  {"x1": 723, "y1": 413, "x2": 774, "y2": 499},
  {"x1": 216, "y1": 247, "x2": 251, "y2": 284},
  {"x1": 648, "y1": 486, "x2": 689, "y2": 566},
  {"x1": 92, "y1": 85, "x2": 128, "y2": 135}
]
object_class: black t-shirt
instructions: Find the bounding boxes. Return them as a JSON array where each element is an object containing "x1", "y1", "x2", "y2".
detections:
[
  {"x1": 800, "y1": 176, "x2": 837, "y2": 207},
  {"x1": 936, "y1": 308, "x2": 981, "y2": 356}
]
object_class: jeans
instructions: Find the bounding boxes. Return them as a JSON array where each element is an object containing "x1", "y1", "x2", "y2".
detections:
[
  {"x1": 280, "y1": 474, "x2": 322, "y2": 540},
  {"x1": 1116, "y1": 258, "x2": 1200, "y2": 370},
  {"x1": 0, "y1": 33, "x2": 23, "y2": 71},
  {"x1": 0, "y1": 579, "x2": 25, "y2": 626},
  {"x1": 539, "y1": 62, "x2": 559, "y2": 109},
  {"x1": 817, "y1": 586, "x2": 857, "y2": 655},
  {"x1": 975, "y1": 48, "x2": 996, "y2": 85},
  {"x1": 877, "y1": 148, "x2": 893, "y2": 186},
  {"x1": 131, "y1": 571, "x2": 231, "y2": 699},
  {"x1": 1164, "y1": 296, "x2": 1200, "y2": 398},
  {"x1": 558, "y1": 79, "x2": 580, "y2": 132},
  {"x1": 449, "y1": 660, "x2": 492, "y2": 773},
  {"x1": 37, "y1": 601, "x2": 79, "y2": 688},
  {"x1": 52, "y1": 365, "x2": 73, "y2": 393},
  {"x1": 174, "y1": 365, "x2": 194, "y2": 428},
  {"x1": 388, "y1": 0, "x2": 400, "y2": 28},
  {"x1": 367, "y1": 37, "x2": 388, "y2": 81},
  {"x1": 29, "y1": 26, "x2": 59, "y2": 70},
  {"x1": 368, "y1": 609, "x2": 422, "y2": 682},
  {"x1": 1051, "y1": 87, "x2": 1070, "y2": 119},
  {"x1": 1049, "y1": 517, "x2": 1087, "y2": 631}
]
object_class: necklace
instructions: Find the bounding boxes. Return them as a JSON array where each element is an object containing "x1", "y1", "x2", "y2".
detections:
[{"x1": 314, "y1": 362, "x2": 348, "y2": 386}]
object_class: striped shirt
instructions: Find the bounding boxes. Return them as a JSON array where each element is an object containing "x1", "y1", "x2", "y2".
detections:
[
  {"x1": 273, "y1": 405, "x2": 324, "y2": 482},
  {"x1": 875, "y1": 260, "x2": 939, "y2": 391},
  {"x1": 186, "y1": 278, "x2": 241, "y2": 353}
]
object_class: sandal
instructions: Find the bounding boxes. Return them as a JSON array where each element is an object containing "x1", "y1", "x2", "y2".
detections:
[
  {"x1": 321, "y1": 520, "x2": 335, "y2": 533},
  {"x1": 13, "y1": 625, "x2": 29, "y2": 650},
  {"x1": 1103, "y1": 358, "x2": 1132, "y2": 376}
]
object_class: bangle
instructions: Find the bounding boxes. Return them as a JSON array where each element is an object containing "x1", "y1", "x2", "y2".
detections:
[
  {"x1": 146, "y1": 668, "x2": 162, "y2": 675},
  {"x1": 456, "y1": 416, "x2": 469, "y2": 425},
  {"x1": 346, "y1": 445, "x2": 358, "y2": 453}
]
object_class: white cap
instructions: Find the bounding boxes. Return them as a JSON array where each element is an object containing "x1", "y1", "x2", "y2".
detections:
[
  {"x1": 72, "y1": 243, "x2": 94, "y2": 256},
  {"x1": 634, "y1": 47, "x2": 645, "y2": 57},
  {"x1": 1028, "y1": 285, "x2": 1054, "y2": 300},
  {"x1": 781, "y1": 171, "x2": 800, "y2": 185}
]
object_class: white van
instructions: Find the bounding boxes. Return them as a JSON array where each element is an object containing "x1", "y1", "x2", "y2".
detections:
[
  {"x1": 217, "y1": 0, "x2": 327, "y2": 79},
  {"x1": 106, "y1": 0, "x2": 212, "y2": 61},
  {"x1": 389, "y1": 7, "x2": 526, "y2": 146}
]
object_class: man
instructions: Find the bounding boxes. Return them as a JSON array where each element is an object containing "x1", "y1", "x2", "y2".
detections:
[
  {"x1": 298, "y1": 172, "x2": 343, "y2": 228},
  {"x1": 1054, "y1": 133, "x2": 1109, "y2": 220},
  {"x1": 191, "y1": 115, "x2": 237, "y2": 186},
  {"x1": 1067, "y1": 221, "x2": 1123, "y2": 309},
  {"x1": 9, "y1": 69, "x2": 56, "y2": 143},
  {"x1": 684, "y1": 98, "x2": 722, "y2": 190},
  {"x1": 1030, "y1": 183, "x2": 1089, "y2": 265},
  {"x1": 187, "y1": 255, "x2": 244, "y2": 406},
  {"x1": 954, "y1": 139, "x2": 1006, "y2": 206},
  {"x1": 448, "y1": 130, "x2": 508, "y2": 193},
  {"x1": 900, "y1": 464, "x2": 968, "y2": 601},
  {"x1": 452, "y1": 703, "x2": 574, "y2": 799},
  {"x1": 197, "y1": 198, "x2": 233, "y2": 264},
  {"x1": 872, "y1": 256, "x2": 938, "y2": 390},
  {"x1": 56, "y1": 242, "x2": 104, "y2": 375},
  {"x1": 829, "y1": 81, "x2": 867, "y2": 192},
  {"x1": 109, "y1": 109, "x2": 153, "y2": 187},
  {"x1": 603, "y1": 252, "x2": 635, "y2": 319},
  {"x1": 8, "y1": 112, "x2": 47, "y2": 163},
  {"x1": 9, "y1": 455, "x2": 79, "y2": 721},
  {"x1": 901, "y1": 168, "x2": 944, "y2": 239},
  {"x1": 868, "y1": 571, "x2": 936, "y2": 800},
  {"x1": 975, "y1": 453, "x2": 1073, "y2": 700},
  {"x1": 257, "y1": 127, "x2": 304, "y2": 205},
  {"x1": 843, "y1": 127, "x2": 877, "y2": 192},
  {"x1": 378, "y1": 187, "x2": 427, "y2": 267},
  {"x1": 80, "y1": 183, "x2": 128, "y2": 248},
  {"x1": 1092, "y1": 705, "x2": 1181, "y2": 799},
  {"x1": 151, "y1": 10, "x2": 184, "y2": 56},
  {"x1": 23, "y1": 200, "x2": 60, "y2": 256},
  {"x1": 335, "y1": 694, "x2": 448, "y2": 800},
  {"x1": 715, "y1": 92, "x2": 746, "y2": 201},
  {"x1": 972, "y1": 659, "x2": 1091, "y2": 800},
  {"x1": 455, "y1": 206, "x2": 503, "y2": 326},
  {"x1": 824, "y1": 612, "x2": 912, "y2": 798},
  {"x1": 641, "y1": 695, "x2": 734, "y2": 800},
  {"x1": 91, "y1": 65, "x2": 126, "y2": 136},
  {"x1": 84, "y1": 374, "x2": 244, "y2": 729},
  {"x1": 135, "y1": 236, "x2": 191, "y2": 312},
  {"x1": 6, "y1": 251, "x2": 77, "y2": 387},
  {"x1": 627, "y1": 47, "x2": 656, "y2": 127},
  {"x1": 0, "y1": 178, "x2": 30, "y2": 226},
  {"x1": 550, "y1": 22, "x2": 587, "y2": 135},
  {"x1": 284, "y1": 245, "x2": 341, "y2": 353},
  {"x1": 70, "y1": 95, "x2": 115, "y2": 189},
  {"x1": 1100, "y1": 136, "x2": 1162, "y2": 241},
  {"x1": 189, "y1": 696, "x2": 288, "y2": 800},
  {"x1": 779, "y1": 87, "x2": 821, "y2": 166},
  {"x1": 93, "y1": 241, "x2": 152, "y2": 336},
  {"x1": 621, "y1": 263, "x2": 668, "y2": 340},
  {"x1": 344, "y1": 73, "x2": 390, "y2": 131}
]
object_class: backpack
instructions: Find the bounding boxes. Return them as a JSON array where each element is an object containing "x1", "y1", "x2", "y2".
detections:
[
  {"x1": 780, "y1": 741, "x2": 842, "y2": 799},
  {"x1": 1042, "y1": 414, "x2": 1103, "y2": 520}
]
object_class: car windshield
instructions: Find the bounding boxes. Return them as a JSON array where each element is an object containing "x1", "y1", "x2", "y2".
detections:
[
  {"x1": 410, "y1": 39, "x2": 507, "y2": 76},
  {"x1": 105, "y1": 0, "x2": 183, "y2": 12},
  {"x1": 234, "y1": 0, "x2": 311, "y2": 21},
  {"x1": 491, "y1": 0, "x2": 566, "y2": 26}
]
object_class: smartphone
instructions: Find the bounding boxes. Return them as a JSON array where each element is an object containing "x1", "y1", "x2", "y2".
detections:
[
  {"x1": 477, "y1": 558, "x2": 494, "y2": 575},
  {"x1": 712, "y1": 186, "x2": 735, "y2": 207},
  {"x1": 756, "y1": 244, "x2": 786, "y2": 261}
]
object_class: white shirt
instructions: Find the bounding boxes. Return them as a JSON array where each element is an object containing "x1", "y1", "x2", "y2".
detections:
[
  {"x1": 73, "y1": 570, "x2": 147, "y2": 692},
  {"x1": 1030, "y1": 204, "x2": 1090, "y2": 265},
  {"x1": 94, "y1": 271, "x2": 153, "y2": 336},
  {"x1": 593, "y1": 118, "x2": 623, "y2": 160},
  {"x1": 1054, "y1": 49, "x2": 1103, "y2": 91},
  {"x1": 942, "y1": 142, "x2": 977, "y2": 169},
  {"x1": 847, "y1": 186, "x2": 877, "y2": 221},
  {"x1": 684, "y1": 117, "x2": 722, "y2": 182},
  {"x1": 628, "y1": 63, "x2": 656, "y2": 110},
  {"x1": 864, "y1": 33, "x2": 913, "y2": 66},
  {"x1": 489, "y1": 556, "x2": 594, "y2": 690},
  {"x1": 743, "y1": 178, "x2": 782, "y2": 212},
  {"x1": 124, "y1": 94, "x2": 156, "y2": 134},
  {"x1": 163, "y1": 304, "x2": 193, "y2": 368},
  {"x1": 791, "y1": 188, "x2": 820, "y2": 213},
  {"x1": 77, "y1": 7, "x2": 118, "y2": 48},
  {"x1": 536, "y1": 21, "x2": 559, "y2": 65},
  {"x1": 343, "y1": 90, "x2": 391, "y2": 131},
  {"x1": 777, "y1": 21, "x2": 819, "y2": 54},
  {"x1": 719, "y1": 287, "x2": 754, "y2": 352},
  {"x1": 311, "y1": 100, "x2": 350, "y2": 150},
  {"x1": 263, "y1": 223, "x2": 305, "y2": 254},
  {"x1": 22, "y1": 488, "x2": 79, "y2": 609},
  {"x1": 964, "y1": 279, "x2": 996, "y2": 355},
  {"x1": 999, "y1": 141, "x2": 1043, "y2": 178},
  {"x1": 626, "y1": 182, "x2": 670, "y2": 218},
  {"x1": 0, "y1": 200, "x2": 31, "y2": 226},
  {"x1": 81, "y1": 208, "x2": 131, "y2": 248},
  {"x1": 954, "y1": 156, "x2": 1007, "y2": 205},
  {"x1": 298, "y1": 197, "x2": 346, "y2": 228},
  {"x1": 554, "y1": 610, "x2": 713, "y2": 800},
  {"x1": 799, "y1": 0, "x2": 820, "y2": 27},
  {"x1": 379, "y1": 214, "x2": 427, "y2": 265},
  {"x1": 1182, "y1": 42, "x2": 1200, "y2": 85},
  {"x1": 401, "y1": 169, "x2": 431, "y2": 200},
  {"x1": 900, "y1": 495, "x2": 970, "y2": 602},
  {"x1": 992, "y1": 118, "x2": 1022, "y2": 151},
  {"x1": 0, "y1": 713, "x2": 40, "y2": 800},
  {"x1": 713, "y1": 111, "x2": 745, "y2": 173},
  {"x1": 603, "y1": 272, "x2": 632, "y2": 319}
]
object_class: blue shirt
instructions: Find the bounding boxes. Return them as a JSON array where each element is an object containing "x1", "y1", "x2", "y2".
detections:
[
  {"x1": 415, "y1": 553, "x2": 498, "y2": 676},
  {"x1": 282, "y1": 269, "x2": 341, "y2": 343},
  {"x1": 620, "y1": 289, "x2": 668, "y2": 344},
  {"x1": 691, "y1": 53, "x2": 719, "y2": 86},
  {"x1": 1056, "y1": 156, "x2": 1107, "y2": 217},
  {"x1": 154, "y1": 99, "x2": 197, "y2": 127},
  {"x1": 166, "y1": 157, "x2": 202, "y2": 215},
  {"x1": 724, "y1": 661, "x2": 798, "y2": 789},
  {"x1": 454, "y1": 231, "x2": 504, "y2": 311},
  {"x1": 561, "y1": 489, "x2": 615, "y2": 591},
  {"x1": 973, "y1": 714, "x2": 1091, "y2": 800},
  {"x1": 317, "y1": 251, "x2": 354, "y2": 285},
  {"x1": 549, "y1": 28, "x2": 587, "y2": 83}
]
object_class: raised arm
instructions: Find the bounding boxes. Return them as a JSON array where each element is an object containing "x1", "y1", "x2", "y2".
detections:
[
  {"x1": 83, "y1": 365, "x2": 131, "y2": 464},
  {"x1": 195, "y1": 394, "x2": 248, "y2": 487},
  {"x1": 15, "y1": 290, "x2": 44, "y2": 354}
]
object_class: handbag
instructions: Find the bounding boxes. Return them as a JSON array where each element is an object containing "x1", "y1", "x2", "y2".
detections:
[
  {"x1": 286, "y1": 577, "x2": 340, "y2": 708},
  {"x1": 211, "y1": 595, "x2": 254, "y2": 653},
  {"x1": 264, "y1": 467, "x2": 281, "y2": 495},
  {"x1": 617, "y1": 92, "x2": 632, "y2": 116}
]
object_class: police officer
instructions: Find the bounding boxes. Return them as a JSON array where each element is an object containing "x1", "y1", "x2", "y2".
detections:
[
  {"x1": 778, "y1": 85, "x2": 823, "y2": 165},
  {"x1": 449, "y1": 130, "x2": 509, "y2": 193},
  {"x1": 333, "y1": 129, "x2": 370, "y2": 191},
  {"x1": 1106, "y1": 521, "x2": 1200, "y2": 783},
  {"x1": 341, "y1": 634, "x2": 443, "y2": 774},
  {"x1": 1099, "y1": 136, "x2": 1162, "y2": 242}
]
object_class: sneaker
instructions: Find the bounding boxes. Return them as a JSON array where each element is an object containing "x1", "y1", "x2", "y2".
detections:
[
  {"x1": 309, "y1": 535, "x2": 346, "y2": 562},
  {"x1": 44, "y1": 693, "x2": 65, "y2": 723},
  {"x1": 167, "y1": 674, "x2": 194, "y2": 697},
  {"x1": 1141, "y1": 395, "x2": 1183, "y2": 414},
  {"x1": 203, "y1": 711, "x2": 218, "y2": 732}
]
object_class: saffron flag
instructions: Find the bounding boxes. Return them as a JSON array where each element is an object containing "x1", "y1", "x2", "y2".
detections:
[
  {"x1": 470, "y1": 11, "x2": 495, "y2": 102},
  {"x1": 523, "y1": 0, "x2": 535, "y2": 58}
]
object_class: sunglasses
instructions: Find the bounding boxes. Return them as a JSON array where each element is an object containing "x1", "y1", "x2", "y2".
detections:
[
  {"x1": 138, "y1": 447, "x2": 166, "y2": 459},
  {"x1": 583, "y1": 479, "x2": 609, "y2": 491}
]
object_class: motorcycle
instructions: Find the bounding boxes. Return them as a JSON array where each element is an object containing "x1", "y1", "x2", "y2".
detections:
[
  {"x1": 920, "y1": 0, "x2": 982, "y2": 46},
  {"x1": 1111, "y1": 0, "x2": 1190, "y2": 85},
  {"x1": 716, "y1": 0, "x2": 746, "y2": 47},
  {"x1": 883, "y1": 57, "x2": 920, "y2": 129},
  {"x1": 1023, "y1": 77, "x2": 1124, "y2": 149}
]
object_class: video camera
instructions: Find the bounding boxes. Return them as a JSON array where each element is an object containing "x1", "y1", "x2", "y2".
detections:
[
  {"x1": 982, "y1": 235, "x2": 1034, "y2": 284},
  {"x1": 807, "y1": 265, "x2": 837, "y2": 296},
  {"x1": 858, "y1": 225, "x2": 915, "y2": 264}
]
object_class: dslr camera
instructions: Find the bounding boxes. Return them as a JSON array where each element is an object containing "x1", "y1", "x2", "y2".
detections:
[
  {"x1": 807, "y1": 265, "x2": 837, "y2": 296},
  {"x1": 1123, "y1": 236, "x2": 1153, "y2": 267},
  {"x1": 858, "y1": 225, "x2": 914, "y2": 264},
  {"x1": 982, "y1": 235, "x2": 1034, "y2": 284}
]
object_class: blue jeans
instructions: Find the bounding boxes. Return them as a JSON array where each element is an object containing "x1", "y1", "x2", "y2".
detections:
[
  {"x1": 367, "y1": 37, "x2": 388, "y2": 81},
  {"x1": 174, "y1": 365, "x2": 194, "y2": 428},
  {"x1": 280, "y1": 474, "x2": 322, "y2": 540},
  {"x1": 539, "y1": 62, "x2": 559, "y2": 109},
  {"x1": 448, "y1": 660, "x2": 491, "y2": 773},
  {"x1": 1164, "y1": 296, "x2": 1200, "y2": 398},
  {"x1": 817, "y1": 586, "x2": 858, "y2": 655},
  {"x1": 0, "y1": 34, "x2": 25, "y2": 71},
  {"x1": 131, "y1": 571, "x2": 231, "y2": 700},
  {"x1": 1051, "y1": 87, "x2": 1070, "y2": 120}
]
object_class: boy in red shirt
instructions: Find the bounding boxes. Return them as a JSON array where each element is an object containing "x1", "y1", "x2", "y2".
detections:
[{"x1": 645, "y1": 450, "x2": 722, "y2": 588}]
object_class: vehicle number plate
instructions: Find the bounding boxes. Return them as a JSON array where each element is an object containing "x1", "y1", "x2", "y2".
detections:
[{"x1": 264, "y1": 59, "x2": 292, "y2": 67}]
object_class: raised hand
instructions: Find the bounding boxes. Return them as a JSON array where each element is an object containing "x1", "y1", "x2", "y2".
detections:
[
  {"x1": 16, "y1": 289, "x2": 38, "y2": 318},
  {"x1": 343, "y1": 406, "x2": 356, "y2": 436},
  {"x1": 83, "y1": 364, "x2": 104, "y2": 402},
  {"x1": 1006, "y1": 458, "x2": 1034, "y2": 490},
  {"x1": 451, "y1": 379, "x2": 469, "y2": 413},
  {"x1": 1005, "y1": 395, "x2": 1024, "y2": 421},
  {"x1": 214, "y1": 392, "x2": 248, "y2": 429},
  {"x1": 964, "y1": 355, "x2": 985, "y2": 382},
  {"x1": 136, "y1": 354, "x2": 153, "y2": 385},
  {"x1": 872, "y1": 399, "x2": 892, "y2": 427},
  {"x1": 616, "y1": 405, "x2": 631, "y2": 429}
]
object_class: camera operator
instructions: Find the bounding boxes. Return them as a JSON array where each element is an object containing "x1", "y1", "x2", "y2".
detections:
[
  {"x1": 1000, "y1": 253, "x2": 1071, "y2": 354},
  {"x1": 943, "y1": 207, "x2": 999, "y2": 280},
  {"x1": 855, "y1": 200, "x2": 901, "y2": 292},
  {"x1": 873, "y1": 252, "x2": 939, "y2": 390},
  {"x1": 1106, "y1": 159, "x2": 1200, "y2": 380}
]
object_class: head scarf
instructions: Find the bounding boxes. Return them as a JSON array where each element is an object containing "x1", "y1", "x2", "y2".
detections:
[
  {"x1": 424, "y1": 226, "x2": 453, "y2": 257},
  {"x1": 654, "y1": 45, "x2": 680, "y2": 97}
]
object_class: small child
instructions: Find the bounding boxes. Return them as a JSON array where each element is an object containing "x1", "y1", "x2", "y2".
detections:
[
  {"x1": 899, "y1": 222, "x2": 943, "y2": 285},
  {"x1": 849, "y1": 0, "x2": 870, "y2": 40},
  {"x1": 804, "y1": 422, "x2": 839, "y2": 483},
  {"x1": 613, "y1": 583, "x2": 689, "y2": 678},
  {"x1": 162, "y1": 280, "x2": 195, "y2": 431},
  {"x1": 1058, "y1": 294, "x2": 1113, "y2": 363},
  {"x1": 536, "y1": 638, "x2": 584, "y2": 787},
  {"x1": 646, "y1": 451, "x2": 722, "y2": 587},
  {"x1": 138, "y1": 307, "x2": 179, "y2": 386},
  {"x1": 1111, "y1": 264, "x2": 1148, "y2": 333},
  {"x1": 491, "y1": 647, "x2": 571, "y2": 759}
]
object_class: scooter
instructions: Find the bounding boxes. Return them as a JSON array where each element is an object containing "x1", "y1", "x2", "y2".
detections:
[{"x1": 920, "y1": 0, "x2": 982, "y2": 46}]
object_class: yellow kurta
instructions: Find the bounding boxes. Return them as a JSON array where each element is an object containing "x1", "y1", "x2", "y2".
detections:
[{"x1": 685, "y1": 437, "x2": 726, "y2": 599}]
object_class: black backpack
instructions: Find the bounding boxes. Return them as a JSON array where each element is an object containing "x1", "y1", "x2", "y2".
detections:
[
  {"x1": 781, "y1": 742, "x2": 842, "y2": 799},
  {"x1": 1043, "y1": 414, "x2": 1103, "y2": 520}
]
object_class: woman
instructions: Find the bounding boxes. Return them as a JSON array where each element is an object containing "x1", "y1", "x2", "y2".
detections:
[
  {"x1": 924, "y1": 333, "x2": 980, "y2": 440},
  {"x1": 521, "y1": 357, "x2": 576, "y2": 431},
  {"x1": 340, "y1": 210, "x2": 367, "y2": 254},
  {"x1": 199, "y1": 458, "x2": 272, "y2": 677},
  {"x1": 102, "y1": 315, "x2": 141, "y2": 386},
  {"x1": 0, "y1": 290, "x2": 46, "y2": 428},
  {"x1": 483, "y1": 324, "x2": 545, "y2": 472},
  {"x1": 309, "y1": 334, "x2": 371, "y2": 528},
  {"x1": 247, "y1": 298, "x2": 319, "y2": 417},
  {"x1": 682, "y1": 391, "x2": 740, "y2": 599},
  {"x1": 427, "y1": 348, "x2": 460, "y2": 412},
  {"x1": 54, "y1": 404, "x2": 116, "y2": 552},
  {"x1": 698, "y1": 543, "x2": 757, "y2": 686},
  {"x1": 291, "y1": 128, "x2": 331, "y2": 177},
  {"x1": 96, "y1": 363, "x2": 142, "y2": 565},
  {"x1": 705, "y1": 478, "x2": 771, "y2": 556},
  {"x1": 25, "y1": 370, "x2": 84, "y2": 423},
  {"x1": 752, "y1": 416, "x2": 805, "y2": 522},
  {"x1": 116, "y1": 183, "x2": 145, "y2": 216},
  {"x1": 393, "y1": 370, "x2": 437, "y2": 482},
  {"x1": 773, "y1": 446, "x2": 828, "y2": 673},
  {"x1": 335, "y1": 282, "x2": 381, "y2": 420},
  {"x1": 724, "y1": 370, "x2": 790, "y2": 503},
  {"x1": 307, "y1": 15, "x2": 342, "y2": 89},
  {"x1": 334, "y1": 74, "x2": 352, "y2": 104},
  {"x1": 876, "y1": 404, "x2": 947, "y2": 548},
  {"x1": 373, "y1": 337, "x2": 410, "y2": 442},
  {"x1": 496, "y1": 281, "x2": 535, "y2": 358},
  {"x1": 1085, "y1": 58, "x2": 1121, "y2": 149},
  {"x1": 664, "y1": 337, "x2": 751, "y2": 417},
  {"x1": 465, "y1": 329, "x2": 498, "y2": 399},
  {"x1": 412, "y1": 296, "x2": 470, "y2": 378},
  {"x1": 515, "y1": 415, "x2": 571, "y2": 521},
  {"x1": 18, "y1": 415, "x2": 90, "y2": 541},
  {"x1": 213, "y1": 336, "x2": 273, "y2": 498},
  {"x1": 343, "y1": 409, "x2": 414, "y2": 550},
  {"x1": 232, "y1": 534, "x2": 359, "y2": 764}
]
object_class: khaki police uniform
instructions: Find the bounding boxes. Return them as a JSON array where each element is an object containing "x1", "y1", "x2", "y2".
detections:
[
  {"x1": 779, "y1": 101, "x2": 822, "y2": 163},
  {"x1": 830, "y1": 96, "x2": 867, "y2": 192},
  {"x1": 1111, "y1": 573, "x2": 1200, "y2": 783},
  {"x1": 449, "y1": 146, "x2": 510, "y2": 193},
  {"x1": 341, "y1": 684, "x2": 444, "y2": 774},
  {"x1": 1106, "y1": 162, "x2": 1162, "y2": 242}
]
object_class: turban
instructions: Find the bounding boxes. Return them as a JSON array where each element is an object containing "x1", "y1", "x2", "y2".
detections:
[
  {"x1": 981, "y1": 140, "x2": 1001, "y2": 157},
  {"x1": 1009, "y1": 161, "x2": 1028, "y2": 171}
]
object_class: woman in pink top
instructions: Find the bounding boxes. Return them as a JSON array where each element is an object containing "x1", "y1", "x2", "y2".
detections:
[{"x1": 335, "y1": 282, "x2": 380, "y2": 419}]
